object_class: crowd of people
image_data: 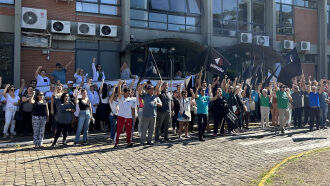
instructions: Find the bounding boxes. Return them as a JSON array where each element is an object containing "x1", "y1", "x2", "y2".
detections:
[{"x1": 0, "y1": 59, "x2": 330, "y2": 149}]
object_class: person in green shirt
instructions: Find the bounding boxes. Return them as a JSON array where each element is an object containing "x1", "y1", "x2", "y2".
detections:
[
  {"x1": 274, "y1": 83, "x2": 292, "y2": 134},
  {"x1": 257, "y1": 84, "x2": 272, "y2": 128}
]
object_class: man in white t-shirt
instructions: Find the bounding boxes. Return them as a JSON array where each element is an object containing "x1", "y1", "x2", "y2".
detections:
[
  {"x1": 114, "y1": 80, "x2": 136, "y2": 148},
  {"x1": 35, "y1": 66, "x2": 51, "y2": 87}
]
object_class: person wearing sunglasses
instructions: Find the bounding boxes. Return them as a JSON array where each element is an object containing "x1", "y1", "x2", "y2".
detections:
[
  {"x1": 29, "y1": 91, "x2": 49, "y2": 148},
  {"x1": 2, "y1": 84, "x2": 20, "y2": 138},
  {"x1": 51, "y1": 93, "x2": 75, "y2": 147}
]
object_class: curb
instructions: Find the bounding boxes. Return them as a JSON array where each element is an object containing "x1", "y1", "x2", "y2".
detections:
[{"x1": 258, "y1": 146, "x2": 330, "y2": 186}]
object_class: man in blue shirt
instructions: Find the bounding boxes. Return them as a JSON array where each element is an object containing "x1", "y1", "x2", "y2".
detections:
[
  {"x1": 307, "y1": 85, "x2": 321, "y2": 131},
  {"x1": 193, "y1": 83, "x2": 217, "y2": 141},
  {"x1": 51, "y1": 57, "x2": 73, "y2": 84}
]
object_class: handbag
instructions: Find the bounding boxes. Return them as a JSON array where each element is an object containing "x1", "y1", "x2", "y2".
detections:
[
  {"x1": 182, "y1": 98, "x2": 191, "y2": 119},
  {"x1": 14, "y1": 106, "x2": 23, "y2": 121}
]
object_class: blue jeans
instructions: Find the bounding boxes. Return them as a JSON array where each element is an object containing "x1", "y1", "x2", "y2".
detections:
[
  {"x1": 75, "y1": 110, "x2": 91, "y2": 143},
  {"x1": 109, "y1": 115, "x2": 117, "y2": 140},
  {"x1": 320, "y1": 106, "x2": 328, "y2": 127}
]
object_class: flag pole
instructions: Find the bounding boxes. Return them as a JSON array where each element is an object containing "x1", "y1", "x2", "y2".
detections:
[
  {"x1": 150, "y1": 51, "x2": 162, "y2": 82},
  {"x1": 170, "y1": 58, "x2": 173, "y2": 92}
]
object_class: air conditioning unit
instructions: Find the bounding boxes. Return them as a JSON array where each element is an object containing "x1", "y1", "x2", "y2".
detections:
[
  {"x1": 300, "y1": 41, "x2": 310, "y2": 51},
  {"x1": 77, "y1": 22, "x2": 96, "y2": 36},
  {"x1": 256, "y1": 35, "x2": 270, "y2": 47},
  {"x1": 240, "y1": 33, "x2": 252, "y2": 44},
  {"x1": 51, "y1": 20, "x2": 71, "y2": 34},
  {"x1": 283, "y1": 40, "x2": 294, "y2": 50},
  {"x1": 100, "y1": 24, "x2": 118, "y2": 37},
  {"x1": 22, "y1": 7, "x2": 47, "y2": 30}
]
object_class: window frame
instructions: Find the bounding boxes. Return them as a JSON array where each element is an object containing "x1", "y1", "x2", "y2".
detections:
[
  {"x1": 76, "y1": 0, "x2": 121, "y2": 16},
  {"x1": 130, "y1": 0, "x2": 202, "y2": 33},
  {"x1": 276, "y1": 1, "x2": 294, "y2": 35},
  {"x1": 213, "y1": 0, "x2": 266, "y2": 36}
]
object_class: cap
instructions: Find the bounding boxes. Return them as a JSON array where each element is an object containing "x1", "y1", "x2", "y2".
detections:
[{"x1": 67, "y1": 81, "x2": 73, "y2": 84}]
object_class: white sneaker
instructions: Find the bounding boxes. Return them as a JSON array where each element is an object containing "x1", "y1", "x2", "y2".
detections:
[
  {"x1": 185, "y1": 135, "x2": 191, "y2": 138},
  {"x1": 12, "y1": 132, "x2": 17, "y2": 136}
]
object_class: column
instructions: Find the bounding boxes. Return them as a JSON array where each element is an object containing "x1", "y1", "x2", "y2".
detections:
[
  {"x1": 318, "y1": 0, "x2": 327, "y2": 79},
  {"x1": 201, "y1": 0, "x2": 212, "y2": 46},
  {"x1": 265, "y1": 0, "x2": 276, "y2": 48},
  {"x1": 14, "y1": 0, "x2": 21, "y2": 87},
  {"x1": 121, "y1": 0, "x2": 131, "y2": 64}
]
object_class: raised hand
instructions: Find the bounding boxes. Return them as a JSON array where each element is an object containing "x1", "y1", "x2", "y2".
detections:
[{"x1": 92, "y1": 57, "x2": 96, "y2": 63}]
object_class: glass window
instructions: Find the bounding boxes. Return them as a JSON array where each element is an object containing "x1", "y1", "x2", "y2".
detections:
[
  {"x1": 169, "y1": 0, "x2": 186, "y2": 13},
  {"x1": 101, "y1": 0, "x2": 119, "y2": 4},
  {"x1": 186, "y1": 16, "x2": 200, "y2": 26},
  {"x1": 131, "y1": 9, "x2": 148, "y2": 20},
  {"x1": 76, "y1": 0, "x2": 120, "y2": 15},
  {"x1": 150, "y1": 0, "x2": 170, "y2": 11},
  {"x1": 131, "y1": 0, "x2": 201, "y2": 33},
  {"x1": 149, "y1": 22, "x2": 167, "y2": 30},
  {"x1": 223, "y1": 0, "x2": 238, "y2": 21},
  {"x1": 0, "y1": 33, "x2": 14, "y2": 85},
  {"x1": 131, "y1": 20, "x2": 148, "y2": 28},
  {"x1": 276, "y1": 1, "x2": 293, "y2": 35},
  {"x1": 253, "y1": 0, "x2": 265, "y2": 25},
  {"x1": 149, "y1": 13, "x2": 167, "y2": 22},
  {"x1": 168, "y1": 15, "x2": 185, "y2": 24},
  {"x1": 100, "y1": 5, "x2": 118, "y2": 15},
  {"x1": 238, "y1": 0, "x2": 248, "y2": 22},
  {"x1": 76, "y1": 2, "x2": 98, "y2": 13},
  {"x1": 168, "y1": 24, "x2": 186, "y2": 32},
  {"x1": 186, "y1": 26, "x2": 201, "y2": 33},
  {"x1": 188, "y1": 0, "x2": 201, "y2": 14},
  {"x1": 281, "y1": 0, "x2": 293, "y2": 4},
  {"x1": 294, "y1": 0, "x2": 305, "y2": 6},
  {"x1": 213, "y1": 0, "x2": 222, "y2": 15},
  {"x1": 130, "y1": 0, "x2": 147, "y2": 9},
  {"x1": 0, "y1": 0, "x2": 14, "y2": 4}
]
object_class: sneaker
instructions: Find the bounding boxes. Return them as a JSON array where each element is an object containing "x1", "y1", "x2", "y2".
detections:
[
  {"x1": 10, "y1": 134, "x2": 14, "y2": 139},
  {"x1": 199, "y1": 138, "x2": 205, "y2": 142},
  {"x1": 213, "y1": 133, "x2": 217, "y2": 137},
  {"x1": 63, "y1": 141, "x2": 67, "y2": 146},
  {"x1": 113, "y1": 144, "x2": 119, "y2": 149},
  {"x1": 281, "y1": 129, "x2": 285, "y2": 134},
  {"x1": 324, "y1": 126, "x2": 328, "y2": 129},
  {"x1": 179, "y1": 136, "x2": 183, "y2": 140},
  {"x1": 51, "y1": 143, "x2": 56, "y2": 148},
  {"x1": 3, "y1": 134, "x2": 7, "y2": 139},
  {"x1": 12, "y1": 132, "x2": 16, "y2": 136},
  {"x1": 185, "y1": 135, "x2": 191, "y2": 138},
  {"x1": 127, "y1": 143, "x2": 133, "y2": 148},
  {"x1": 147, "y1": 142, "x2": 153, "y2": 145},
  {"x1": 82, "y1": 141, "x2": 87, "y2": 145}
]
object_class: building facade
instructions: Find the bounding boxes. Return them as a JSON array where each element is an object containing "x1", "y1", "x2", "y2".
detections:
[{"x1": 0, "y1": 0, "x2": 329, "y2": 86}]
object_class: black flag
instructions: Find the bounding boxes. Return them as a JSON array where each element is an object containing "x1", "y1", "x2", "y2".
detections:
[
  {"x1": 137, "y1": 52, "x2": 160, "y2": 84},
  {"x1": 277, "y1": 48, "x2": 302, "y2": 87},
  {"x1": 262, "y1": 65, "x2": 280, "y2": 88},
  {"x1": 206, "y1": 48, "x2": 231, "y2": 75}
]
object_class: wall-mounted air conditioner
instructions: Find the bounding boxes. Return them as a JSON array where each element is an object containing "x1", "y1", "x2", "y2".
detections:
[
  {"x1": 240, "y1": 33, "x2": 252, "y2": 44},
  {"x1": 255, "y1": 35, "x2": 270, "y2": 47},
  {"x1": 100, "y1": 24, "x2": 118, "y2": 37},
  {"x1": 283, "y1": 40, "x2": 294, "y2": 50},
  {"x1": 300, "y1": 41, "x2": 310, "y2": 51},
  {"x1": 77, "y1": 22, "x2": 96, "y2": 36},
  {"x1": 22, "y1": 7, "x2": 47, "y2": 30},
  {"x1": 51, "y1": 20, "x2": 71, "y2": 34}
]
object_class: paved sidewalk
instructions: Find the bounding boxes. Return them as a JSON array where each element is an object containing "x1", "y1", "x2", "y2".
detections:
[{"x1": 0, "y1": 127, "x2": 329, "y2": 185}]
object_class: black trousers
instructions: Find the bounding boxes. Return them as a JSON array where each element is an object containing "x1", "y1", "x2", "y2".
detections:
[
  {"x1": 53, "y1": 122, "x2": 70, "y2": 144},
  {"x1": 309, "y1": 107, "x2": 320, "y2": 130},
  {"x1": 214, "y1": 115, "x2": 226, "y2": 135},
  {"x1": 172, "y1": 112, "x2": 179, "y2": 130},
  {"x1": 198, "y1": 114, "x2": 208, "y2": 139},
  {"x1": 303, "y1": 106, "x2": 310, "y2": 125},
  {"x1": 21, "y1": 111, "x2": 33, "y2": 135},
  {"x1": 293, "y1": 108, "x2": 303, "y2": 127},
  {"x1": 189, "y1": 111, "x2": 195, "y2": 132}
]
